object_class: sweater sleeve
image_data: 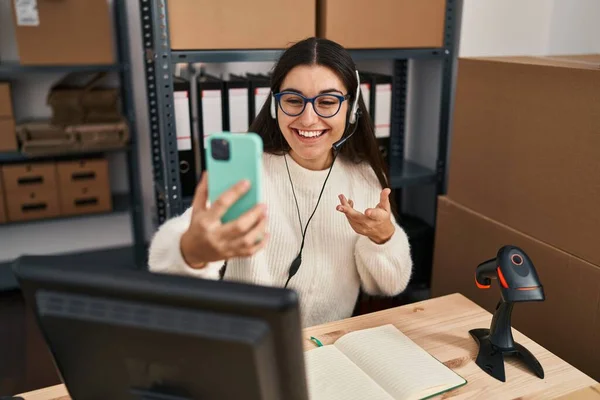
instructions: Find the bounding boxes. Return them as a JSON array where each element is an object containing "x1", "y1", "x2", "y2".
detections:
[
  {"x1": 353, "y1": 164, "x2": 413, "y2": 296},
  {"x1": 147, "y1": 207, "x2": 222, "y2": 280},
  {"x1": 354, "y1": 223, "x2": 412, "y2": 296}
]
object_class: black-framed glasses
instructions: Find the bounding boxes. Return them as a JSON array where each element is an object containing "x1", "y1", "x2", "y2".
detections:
[{"x1": 273, "y1": 92, "x2": 350, "y2": 118}]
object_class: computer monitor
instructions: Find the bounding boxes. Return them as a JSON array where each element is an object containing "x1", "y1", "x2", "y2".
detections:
[{"x1": 12, "y1": 256, "x2": 309, "y2": 400}]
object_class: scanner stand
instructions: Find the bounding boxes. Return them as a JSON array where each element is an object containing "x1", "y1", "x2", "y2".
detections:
[{"x1": 469, "y1": 300, "x2": 544, "y2": 382}]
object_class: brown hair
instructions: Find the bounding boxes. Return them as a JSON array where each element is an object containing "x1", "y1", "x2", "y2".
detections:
[{"x1": 249, "y1": 37, "x2": 396, "y2": 215}]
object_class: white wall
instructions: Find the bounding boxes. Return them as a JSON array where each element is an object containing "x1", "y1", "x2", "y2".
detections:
[
  {"x1": 459, "y1": 0, "x2": 600, "y2": 57},
  {"x1": 546, "y1": 0, "x2": 600, "y2": 54},
  {"x1": 459, "y1": 0, "x2": 554, "y2": 57}
]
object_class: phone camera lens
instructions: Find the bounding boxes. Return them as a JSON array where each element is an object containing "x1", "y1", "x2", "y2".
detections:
[{"x1": 211, "y1": 137, "x2": 230, "y2": 161}]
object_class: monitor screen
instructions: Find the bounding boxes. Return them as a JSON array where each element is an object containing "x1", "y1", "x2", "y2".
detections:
[{"x1": 12, "y1": 257, "x2": 308, "y2": 400}]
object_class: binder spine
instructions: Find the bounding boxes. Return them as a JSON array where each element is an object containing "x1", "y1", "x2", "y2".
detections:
[{"x1": 173, "y1": 77, "x2": 197, "y2": 197}]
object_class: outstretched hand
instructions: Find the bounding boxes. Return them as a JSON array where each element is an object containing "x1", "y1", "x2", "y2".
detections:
[{"x1": 336, "y1": 188, "x2": 395, "y2": 244}]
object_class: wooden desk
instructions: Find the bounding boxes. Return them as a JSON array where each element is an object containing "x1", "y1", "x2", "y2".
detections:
[{"x1": 17, "y1": 293, "x2": 598, "y2": 400}]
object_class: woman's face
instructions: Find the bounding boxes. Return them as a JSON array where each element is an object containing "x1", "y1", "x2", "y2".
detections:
[{"x1": 276, "y1": 65, "x2": 349, "y2": 171}]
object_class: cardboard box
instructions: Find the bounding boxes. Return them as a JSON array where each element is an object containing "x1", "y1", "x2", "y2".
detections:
[
  {"x1": 168, "y1": 0, "x2": 316, "y2": 50},
  {"x1": 11, "y1": 0, "x2": 114, "y2": 65},
  {"x1": 447, "y1": 55, "x2": 600, "y2": 266},
  {"x1": 550, "y1": 54, "x2": 600, "y2": 64},
  {"x1": 59, "y1": 186, "x2": 112, "y2": 216},
  {"x1": 57, "y1": 158, "x2": 112, "y2": 216},
  {"x1": 318, "y1": 0, "x2": 446, "y2": 48},
  {"x1": 0, "y1": 192, "x2": 5, "y2": 223},
  {"x1": 0, "y1": 171, "x2": 6, "y2": 224},
  {"x1": 0, "y1": 83, "x2": 14, "y2": 117},
  {"x1": 1, "y1": 162, "x2": 57, "y2": 193},
  {"x1": 0, "y1": 118, "x2": 18, "y2": 152},
  {"x1": 431, "y1": 196, "x2": 600, "y2": 381},
  {"x1": 56, "y1": 158, "x2": 109, "y2": 191},
  {"x1": 6, "y1": 189, "x2": 60, "y2": 222}
]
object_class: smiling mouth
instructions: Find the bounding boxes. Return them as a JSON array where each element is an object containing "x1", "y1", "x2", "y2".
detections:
[{"x1": 292, "y1": 128, "x2": 328, "y2": 139}]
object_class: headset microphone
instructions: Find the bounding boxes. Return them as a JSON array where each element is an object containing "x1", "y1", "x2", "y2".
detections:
[
  {"x1": 332, "y1": 108, "x2": 362, "y2": 153},
  {"x1": 331, "y1": 69, "x2": 362, "y2": 152}
]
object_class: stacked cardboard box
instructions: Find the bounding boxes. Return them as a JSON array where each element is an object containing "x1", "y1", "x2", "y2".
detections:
[
  {"x1": 0, "y1": 158, "x2": 112, "y2": 223},
  {"x1": 167, "y1": 0, "x2": 316, "y2": 50},
  {"x1": 431, "y1": 55, "x2": 600, "y2": 380},
  {"x1": 1, "y1": 162, "x2": 61, "y2": 222},
  {"x1": 11, "y1": 0, "x2": 114, "y2": 65},
  {"x1": 56, "y1": 159, "x2": 112, "y2": 217},
  {"x1": 0, "y1": 172, "x2": 6, "y2": 223},
  {"x1": 0, "y1": 83, "x2": 17, "y2": 152},
  {"x1": 318, "y1": 0, "x2": 446, "y2": 49},
  {"x1": 167, "y1": 0, "x2": 446, "y2": 50}
]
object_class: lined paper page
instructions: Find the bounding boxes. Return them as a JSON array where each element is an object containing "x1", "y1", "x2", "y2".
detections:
[
  {"x1": 304, "y1": 346, "x2": 394, "y2": 400},
  {"x1": 335, "y1": 325, "x2": 466, "y2": 400}
]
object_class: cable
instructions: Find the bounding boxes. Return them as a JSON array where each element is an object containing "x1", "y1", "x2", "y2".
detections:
[{"x1": 283, "y1": 152, "x2": 338, "y2": 288}]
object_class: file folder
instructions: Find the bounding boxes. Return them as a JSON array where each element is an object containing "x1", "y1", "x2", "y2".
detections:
[
  {"x1": 360, "y1": 72, "x2": 393, "y2": 165},
  {"x1": 359, "y1": 74, "x2": 371, "y2": 120},
  {"x1": 225, "y1": 74, "x2": 250, "y2": 133},
  {"x1": 359, "y1": 72, "x2": 375, "y2": 124},
  {"x1": 173, "y1": 76, "x2": 197, "y2": 198},
  {"x1": 197, "y1": 74, "x2": 226, "y2": 171},
  {"x1": 246, "y1": 73, "x2": 271, "y2": 121},
  {"x1": 360, "y1": 72, "x2": 392, "y2": 139}
]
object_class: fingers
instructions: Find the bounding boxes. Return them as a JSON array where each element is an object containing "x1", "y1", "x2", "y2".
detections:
[
  {"x1": 338, "y1": 194, "x2": 364, "y2": 219},
  {"x1": 365, "y1": 207, "x2": 388, "y2": 221},
  {"x1": 191, "y1": 171, "x2": 209, "y2": 212},
  {"x1": 378, "y1": 188, "x2": 392, "y2": 213},
  {"x1": 338, "y1": 194, "x2": 350, "y2": 207},
  {"x1": 220, "y1": 203, "x2": 267, "y2": 239},
  {"x1": 338, "y1": 194, "x2": 356, "y2": 211},
  {"x1": 238, "y1": 232, "x2": 270, "y2": 257},
  {"x1": 230, "y1": 216, "x2": 269, "y2": 256},
  {"x1": 208, "y1": 179, "x2": 251, "y2": 220}
]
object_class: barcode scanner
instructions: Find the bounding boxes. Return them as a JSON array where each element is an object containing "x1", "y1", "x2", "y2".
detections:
[
  {"x1": 469, "y1": 245, "x2": 545, "y2": 382},
  {"x1": 475, "y1": 245, "x2": 544, "y2": 303}
]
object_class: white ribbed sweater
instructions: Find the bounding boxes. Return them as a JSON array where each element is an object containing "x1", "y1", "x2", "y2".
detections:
[{"x1": 148, "y1": 153, "x2": 413, "y2": 327}]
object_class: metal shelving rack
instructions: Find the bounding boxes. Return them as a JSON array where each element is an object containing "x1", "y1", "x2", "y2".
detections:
[
  {"x1": 141, "y1": 0, "x2": 462, "y2": 286},
  {"x1": 0, "y1": 1, "x2": 146, "y2": 271}
]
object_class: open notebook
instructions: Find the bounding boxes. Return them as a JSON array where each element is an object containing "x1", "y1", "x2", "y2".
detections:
[{"x1": 304, "y1": 324, "x2": 466, "y2": 400}]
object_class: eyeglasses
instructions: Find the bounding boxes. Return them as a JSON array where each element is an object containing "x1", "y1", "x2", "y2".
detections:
[{"x1": 273, "y1": 92, "x2": 350, "y2": 118}]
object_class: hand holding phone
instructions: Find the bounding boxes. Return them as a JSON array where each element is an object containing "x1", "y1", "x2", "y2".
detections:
[{"x1": 180, "y1": 133, "x2": 267, "y2": 268}]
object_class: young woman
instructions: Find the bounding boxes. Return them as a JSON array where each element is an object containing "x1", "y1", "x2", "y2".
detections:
[{"x1": 148, "y1": 37, "x2": 412, "y2": 327}]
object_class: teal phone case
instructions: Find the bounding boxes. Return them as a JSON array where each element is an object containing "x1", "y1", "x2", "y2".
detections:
[{"x1": 205, "y1": 132, "x2": 263, "y2": 223}]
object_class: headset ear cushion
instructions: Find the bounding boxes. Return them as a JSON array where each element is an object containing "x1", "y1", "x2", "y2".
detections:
[
  {"x1": 270, "y1": 94, "x2": 276, "y2": 119},
  {"x1": 349, "y1": 70, "x2": 361, "y2": 124}
]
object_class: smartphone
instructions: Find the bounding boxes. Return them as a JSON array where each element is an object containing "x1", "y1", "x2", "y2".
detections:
[{"x1": 205, "y1": 132, "x2": 263, "y2": 223}]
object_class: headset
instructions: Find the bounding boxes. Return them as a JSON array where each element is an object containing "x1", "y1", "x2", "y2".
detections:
[{"x1": 220, "y1": 69, "x2": 363, "y2": 288}]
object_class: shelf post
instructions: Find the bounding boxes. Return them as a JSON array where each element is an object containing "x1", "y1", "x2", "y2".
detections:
[
  {"x1": 140, "y1": 0, "x2": 183, "y2": 225},
  {"x1": 436, "y1": 0, "x2": 463, "y2": 196},
  {"x1": 114, "y1": 0, "x2": 147, "y2": 268},
  {"x1": 390, "y1": 59, "x2": 409, "y2": 213}
]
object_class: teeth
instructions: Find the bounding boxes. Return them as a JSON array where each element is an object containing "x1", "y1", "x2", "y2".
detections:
[{"x1": 297, "y1": 130, "x2": 324, "y2": 138}]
